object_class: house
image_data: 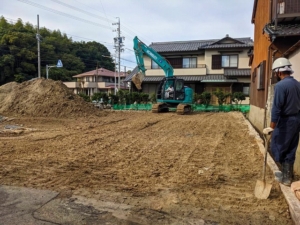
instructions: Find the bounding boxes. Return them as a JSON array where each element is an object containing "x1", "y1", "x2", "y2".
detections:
[
  {"x1": 250, "y1": 0, "x2": 300, "y2": 172},
  {"x1": 63, "y1": 68, "x2": 127, "y2": 96},
  {"x1": 125, "y1": 35, "x2": 253, "y2": 104}
]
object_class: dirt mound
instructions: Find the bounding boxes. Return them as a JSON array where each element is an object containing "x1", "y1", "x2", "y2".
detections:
[{"x1": 0, "y1": 78, "x2": 106, "y2": 118}]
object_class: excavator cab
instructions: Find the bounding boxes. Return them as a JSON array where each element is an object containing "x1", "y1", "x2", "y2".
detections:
[
  {"x1": 153, "y1": 77, "x2": 193, "y2": 114},
  {"x1": 157, "y1": 78, "x2": 185, "y2": 101}
]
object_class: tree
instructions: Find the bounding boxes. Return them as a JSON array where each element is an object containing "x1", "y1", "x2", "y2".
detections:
[
  {"x1": 72, "y1": 41, "x2": 114, "y2": 72},
  {"x1": 213, "y1": 88, "x2": 231, "y2": 106},
  {"x1": 200, "y1": 91, "x2": 212, "y2": 106},
  {"x1": 231, "y1": 92, "x2": 246, "y2": 110},
  {"x1": 0, "y1": 16, "x2": 115, "y2": 84}
]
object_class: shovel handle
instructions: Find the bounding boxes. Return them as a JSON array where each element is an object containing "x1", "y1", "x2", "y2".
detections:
[{"x1": 262, "y1": 135, "x2": 270, "y2": 181}]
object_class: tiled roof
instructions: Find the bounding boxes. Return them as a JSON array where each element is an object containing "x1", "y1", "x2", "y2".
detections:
[
  {"x1": 124, "y1": 67, "x2": 238, "y2": 83},
  {"x1": 149, "y1": 37, "x2": 253, "y2": 53},
  {"x1": 126, "y1": 75, "x2": 203, "y2": 82},
  {"x1": 131, "y1": 75, "x2": 237, "y2": 82},
  {"x1": 73, "y1": 68, "x2": 126, "y2": 78},
  {"x1": 264, "y1": 23, "x2": 300, "y2": 38},
  {"x1": 124, "y1": 67, "x2": 207, "y2": 82},
  {"x1": 124, "y1": 66, "x2": 139, "y2": 82},
  {"x1": 200, "y1": 74, "x2": 237, "y2": 83},
  {"x1": 224, "y1": 69, "x2": 251, "y2": 76},
  {"x1": 125, "y1": 67, "x2": 250, "y2": 82}
]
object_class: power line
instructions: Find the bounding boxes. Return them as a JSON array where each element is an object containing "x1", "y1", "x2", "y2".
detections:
[
  {"x1": 7, "y1": 1, "x2": 140, "y2": 68},
  {"x1": 50, "y1": 0, "x2": 113, "y2": 24},
  {"x1": 17, "y1": 0, "x2": 112, "y2": 30},
  {"x1": 0, "y1": 16, "x2": 115, "y2": 47}
]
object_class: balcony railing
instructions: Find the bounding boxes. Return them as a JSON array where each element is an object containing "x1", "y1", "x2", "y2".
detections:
[{"x1": 272, "y1": 0, "x2": 300, "y2": 23}]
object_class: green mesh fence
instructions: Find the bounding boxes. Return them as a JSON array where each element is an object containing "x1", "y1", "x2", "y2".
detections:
[{"x1": 112, "y1": 104, "x2": 250, "y2": 113}]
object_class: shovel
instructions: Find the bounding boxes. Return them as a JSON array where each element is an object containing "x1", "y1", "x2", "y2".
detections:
[{"x1": 254, "y1": 127, "x2": 273, "y2": 199}]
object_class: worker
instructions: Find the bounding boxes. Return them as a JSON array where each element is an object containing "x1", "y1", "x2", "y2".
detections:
[
  {"x1": 165, "y1": 85, "x2": 174, "y2": 98},
  {"x1": 269, "y1": 57, "x2": 300, "y2": 186}
]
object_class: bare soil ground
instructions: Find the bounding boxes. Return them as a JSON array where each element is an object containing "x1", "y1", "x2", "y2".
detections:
[{"x1": 0, "y1": 79, "x2": 294, "y2": 224}]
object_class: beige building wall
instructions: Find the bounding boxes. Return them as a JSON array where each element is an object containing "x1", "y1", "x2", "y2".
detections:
[
  {"x1": 288, "y1": 49, "x2": 300, "y2": 81},
  {"x1": 204, "y1": 50, "x2": 223, "y2": 75},
  {"x1": 143, "y1": 50, "x2": 250, "y2": 76},
  {"x1": 238, "y1": 50, "x2": 251, "y2": 69},
  {"x1": 204, "y1": 49, "x2": 251, "y2": 75},
  {"x1": 143, "y1": 56, "x2": 207, "y2": 76}
]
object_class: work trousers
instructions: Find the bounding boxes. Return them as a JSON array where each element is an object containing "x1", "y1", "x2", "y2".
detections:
[{"x1": 271, "y1": 115, "x2": 300, "y2": 164}]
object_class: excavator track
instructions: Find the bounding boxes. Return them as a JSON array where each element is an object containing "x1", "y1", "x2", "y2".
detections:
[
  {"x1": 152, "y1": 103, "x2": 161, "y2": 113},
  {"x1": 176, "y1": 104, "x2": 192, "y2": 115},
  {"x1": 152, "y1": 103, "x2": 169, "y2": 113}
]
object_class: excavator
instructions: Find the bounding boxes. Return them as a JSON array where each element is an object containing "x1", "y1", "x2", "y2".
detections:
[{"x1": 132, "y1": 36, "x2": 193, "y2": 114}]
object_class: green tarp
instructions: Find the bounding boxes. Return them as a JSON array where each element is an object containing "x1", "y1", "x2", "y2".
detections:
[{"x1": 112, "y1": 104, "x2": 250, "y2": 113}]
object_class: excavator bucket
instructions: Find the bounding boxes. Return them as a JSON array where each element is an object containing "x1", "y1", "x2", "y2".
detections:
[{"x1": 132, "y1": 72, "x2": 144, "y2": 90}]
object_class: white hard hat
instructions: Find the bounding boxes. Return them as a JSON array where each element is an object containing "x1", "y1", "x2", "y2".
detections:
[{"x1": 272, "y1": 57, "x2": 292, "y2": 70}]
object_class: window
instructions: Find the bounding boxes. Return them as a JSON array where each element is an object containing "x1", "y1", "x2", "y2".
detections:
[
  {"x1": 103, "y1": 77, "x2": 111, "y2": 82},
  {"x1": 166, "y1": 58, "x2": 182, "y2": 68},
  {"x1": 151, "y1": 60, "x2": 159, "y2": 69},
  {"x1": 221, "y1": 55, "x2": 238, "y2": 68},
  {"x1": 257, "y1": 60, "x2": 266, "y2": 90},
  {"x1": 243, "y1": 85, "x2": 250, "y2": 96},
  {"x1": 183, "y1": 57, "x2": 197, "y2": 68},
  {"x1": 212, "y1": 55, "x2": 222, "y2": 69},
  {"x1": 212, "y1": 54, "x2": 238, "y2": 69}
]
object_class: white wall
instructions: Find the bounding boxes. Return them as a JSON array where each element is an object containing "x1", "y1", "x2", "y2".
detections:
[{"x1": 288, "y1": 48, "x2": 300, "y2": 81}]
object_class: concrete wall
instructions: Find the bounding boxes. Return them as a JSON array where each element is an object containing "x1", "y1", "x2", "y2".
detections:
[{"x1": 248, "y1": 104, "x2": 265, "y2": 133}]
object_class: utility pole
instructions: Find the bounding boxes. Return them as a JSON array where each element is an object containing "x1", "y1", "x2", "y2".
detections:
[
  {"x1": 36, "y1": 15, "x2": 41, "y2": 78},
  {"x1": 112, "y1": 17, "x2": 124, "y2": 90}
]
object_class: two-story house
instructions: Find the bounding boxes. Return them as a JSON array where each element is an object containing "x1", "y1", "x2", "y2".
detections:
[
  {"x1": 125, "y1": 35, "x2": 253, "y2": 104},
  {"x1": 63, "y1": 68, "x2": 127, "y2": 96}
]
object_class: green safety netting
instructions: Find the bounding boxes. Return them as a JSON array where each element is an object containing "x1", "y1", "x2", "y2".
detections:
[{"x1": 112, "y1": 104, "x2": 250, "y2": 113}]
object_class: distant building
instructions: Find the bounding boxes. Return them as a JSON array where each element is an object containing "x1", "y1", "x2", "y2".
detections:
[{"x1": 63, "y1": 68, "x2": 127, "y2": 96}]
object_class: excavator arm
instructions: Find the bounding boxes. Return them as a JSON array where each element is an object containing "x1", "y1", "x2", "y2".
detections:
[{"x1": 132, "y1": 36, "x2": 174, "y2": 90}]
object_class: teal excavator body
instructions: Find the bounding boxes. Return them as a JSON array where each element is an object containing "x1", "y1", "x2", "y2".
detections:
[{"x1": 132, "y1": 36, "x2": 193, "y2": 114}]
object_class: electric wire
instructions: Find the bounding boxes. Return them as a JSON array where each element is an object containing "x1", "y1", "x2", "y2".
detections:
[
  {"x1": 0, "y1": 17, "x2": 115, "y2": 47},
  {"x1": 17, "y1": 0, "x2": 112, "y2": 30},
  {"x1": 4, "y1": 1, "x2": 140, "y2": 68},
  {"x1": 50, "y1": 0, "x2": 113, "y2": 23}
]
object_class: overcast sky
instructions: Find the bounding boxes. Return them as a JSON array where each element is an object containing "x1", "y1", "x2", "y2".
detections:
[{"x1": 1, "y1": 0, "x2": 254, "y2": 72}]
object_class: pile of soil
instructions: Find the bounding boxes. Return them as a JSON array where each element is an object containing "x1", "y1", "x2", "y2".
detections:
[{"x1": 0, "y1": 78, "x2": 105, "y2": 118}]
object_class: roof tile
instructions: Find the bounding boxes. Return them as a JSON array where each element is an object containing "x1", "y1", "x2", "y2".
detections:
[
  {"x1": 224, "y1": 69, "x2": 251, "y2": 76},
  {"x1": 150, "y1": 37, "x2": 253, "y2": 53},
  {"x1": 264, "y1": 23, "x2": 300, "y2": 37}
]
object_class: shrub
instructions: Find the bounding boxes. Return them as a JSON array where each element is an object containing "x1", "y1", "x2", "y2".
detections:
[
  {"x1": 213, "y1": 88, "x2": 231, "y2": 106},
  {"x1": 78, "y1": 92, "x2": 90, "y2": 102},
  {"x1": 232, "y1": 92, "x2": 246, "y2": 105},
  {"x1": 200, "y1": 91, "x2": 212, "y2": 106},
  {"x1": 92, "y1": 92, "x2": 108, "y2": 104},
  {"x1": 149, "y1": 93, "x2": 156, "y2": 103}
]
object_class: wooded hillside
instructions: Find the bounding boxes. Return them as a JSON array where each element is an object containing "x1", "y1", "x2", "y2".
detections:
[{"x1": 0, "y1": 16, "x2": 115, "y2": 85}]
